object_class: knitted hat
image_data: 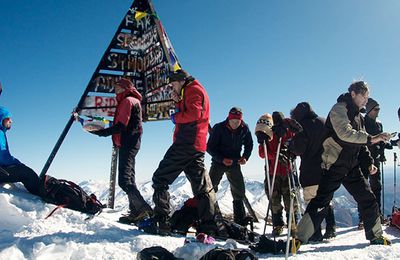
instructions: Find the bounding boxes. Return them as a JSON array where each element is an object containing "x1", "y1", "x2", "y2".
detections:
[
  {"x1": 228, "y1": 107, "x2": 243, "y2": 120},
  {"x1": 365, "y1": 98, "x2": 379, "y2": 115},
  {"x1": 169, "y1": 69, "x2": 190, "y2": 82},
  {"x1": 255, "y1": 113, "x2": 274, "y2": 140}
]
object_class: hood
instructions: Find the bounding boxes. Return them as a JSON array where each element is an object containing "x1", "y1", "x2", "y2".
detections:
[
  {"x1": 290, "y1": 102, "x2": 318, "y2": 122},
  {"x1": 337, "y1": 93, "x2": 360, "y2": 117},
  {"x1": 0, "y1": 106, "x2": 11, "y2": 132},
  {"x1": 116, "y1": 86, "x2": 142, "y2": 103}
]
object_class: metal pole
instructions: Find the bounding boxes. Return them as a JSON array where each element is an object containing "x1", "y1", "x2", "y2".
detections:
[
  {"x1": 108, "y1": 146, "x2": 119, "y2": 209},
  {"x1": 381, "y1": 160, "x2": 385, "y2": 217},
  {"x1": 394, "y1": 152, "x2": 397, "y2": 210}
]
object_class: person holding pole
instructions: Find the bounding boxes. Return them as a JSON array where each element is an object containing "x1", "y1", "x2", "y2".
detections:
[{"x1": 90, "y1": 78, "x2": 152, "y2": 224}]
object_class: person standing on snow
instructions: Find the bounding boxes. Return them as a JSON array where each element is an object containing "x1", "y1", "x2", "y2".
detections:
[
  {"x1": 149, "y1": 69, "x2": 215, "y2": 235},
  {"x1": 258, "y1": 111, "x2": 301, "y2": 237},
  {"x1": 207, "y1": 107, "x2": 253, "y2": 225},
  {"x1": 90, "y1": 78, "x2": 152, "y2": 224},
  {"x1": 289, "y1": 102, "x2": 336, "y2": 241},
  {"x1": 357, "y1": 98, "x2": 392, "y2": 228},
  {"x1": 0, "y1": 106, "x2": 40, "y2": 195},
  {"x1": 294, "y1": 81, "x2": 392, "y2": 250}
]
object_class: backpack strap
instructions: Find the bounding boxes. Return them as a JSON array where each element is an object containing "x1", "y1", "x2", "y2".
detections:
[{"x1": 45, "y1": 204, "x2": 67, "y2": 219}]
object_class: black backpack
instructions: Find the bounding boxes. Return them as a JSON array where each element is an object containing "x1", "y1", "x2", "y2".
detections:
[
  {"x1": 199, "y1": 247, "x2": 257, "y2": 260},
  {"x1": 136, "y1": 246, "x2": 180, "y2": 260},
  {"x1": 39, "y1": 175, "x2": 104, "y2": 217}
]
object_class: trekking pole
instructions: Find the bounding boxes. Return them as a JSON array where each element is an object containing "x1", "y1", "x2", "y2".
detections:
[
  {"x1": 394, "y1": 152, "x2": 397, "y2": 212},
  {"x1": 285, "y1": 172, "x2": 296, "y2": 259},
  {"x1": 107, "y1": 146, "x2": 119, "y2": 209},
  {"x1": 382, "y1": 160, "x2": 385, "y2": 218},
  {"x1": 263, "y1": 137, "x2": 282, "y2": 235},
  {"x1": 290, "y1": 158, "x2": 303, "y2": 218}
]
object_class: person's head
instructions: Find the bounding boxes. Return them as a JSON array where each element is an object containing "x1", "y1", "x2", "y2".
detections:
[
  {"x1": 348, "y1": 81, "x2": 370, "y2": 109},
  {"x1": 365, "y1": 98, "x2": 380, "y2": 120},
  {"x1": 115, "y1": 78, "x2": 135, "y2": 94},
  {"x1": 0, "y1": 107, "x2": 12, "y2": 130},
  {"x1": 227, "y1": 107, "x2": 243, "y2": 130},
  {"x1": 169, "y1": 69, "x2": 190, "y2": 94},
  {"x1": 398, "y1": 107, "x2": 400, "y2": 122}
]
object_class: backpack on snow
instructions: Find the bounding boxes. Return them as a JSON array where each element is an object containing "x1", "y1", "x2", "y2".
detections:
[
  {"x1": 136, "y1": 246, "x2": 180, "y2": 260},
  {"x1": 39, "y1": 175, "x2": 104, "y2": 217},
  {"x1": 199, "y1": 247, "x2": 257, "y2": 260},
  {"x1": 391, "y1": 207, "x2": 400, "y2": 229}
]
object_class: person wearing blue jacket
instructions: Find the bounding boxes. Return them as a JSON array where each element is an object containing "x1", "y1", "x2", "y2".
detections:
[
  {"x1": 0, "y1": 107, "x2": 39, "y2": 195},
  {"x1": 207, "y1": 107, "x2": 253, "y2": 225}
]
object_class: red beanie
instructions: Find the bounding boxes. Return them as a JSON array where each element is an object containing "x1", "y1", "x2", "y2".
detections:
[{"x1": 228, "y1": 107, "x2": 243, "y2": 120}]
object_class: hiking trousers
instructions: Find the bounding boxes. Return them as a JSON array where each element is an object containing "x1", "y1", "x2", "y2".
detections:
[
  {"x1": 0, "y1": 164, "x2": 39, "y2": 195},
  {"x1": 152, "y1": 143, "x2": 215, "y2": 221},
  {"x1": 297, "y1": 165, "x2": 382, "y2": 242}
]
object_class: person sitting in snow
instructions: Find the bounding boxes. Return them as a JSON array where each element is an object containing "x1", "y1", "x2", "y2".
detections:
[
  {"x1": 207, "y1": 107, "x2": 253, "y2": 225},
  {"x1": 0, "y1": 106, "x2": 40, "y2": 195},
  {"x1": 90, "y1": 78, "x2": 152, "y2": 224},
  {"x1": 147, "y1": 69, "x2": 216, "y2": 235},
  {"x1": 293, "y1": 81, "x2": 392, "y2": 250}
]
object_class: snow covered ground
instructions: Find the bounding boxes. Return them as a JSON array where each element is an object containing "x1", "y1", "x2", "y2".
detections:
[{"x1": 1, "y1": 178, "x2": 399, "y2": 260}]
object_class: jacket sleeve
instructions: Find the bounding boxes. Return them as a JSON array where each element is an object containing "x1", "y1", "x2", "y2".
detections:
[
  {"x1": 289, "y1": 132, "x2": 308, "y2": 156},
  {"x1": 92, "y1": 122, "x2": 126, "y2": 137},
  {"x1": 242, "y1": 127, "x2": 253, "y2": 160},
  {"x1": 330, "y1": 102, "x2": 371, "y2": 145},
  {"x1": 173, "y1": 89, "x2": 204, "y2": 124},
  {"x1": 0, "y1": 133, "x2": 21, "y2": 166},
  {"x1": 207, "y1": 124, "x2": 224, "y2": 163}
]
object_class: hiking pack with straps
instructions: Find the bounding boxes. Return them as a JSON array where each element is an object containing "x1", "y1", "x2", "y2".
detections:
[
  {"x1": 199, "y1": 247, "x2": 258, "y2": 260},
  {"x1": 39, "y1": 175, "x2": 104, "y2": 218}
]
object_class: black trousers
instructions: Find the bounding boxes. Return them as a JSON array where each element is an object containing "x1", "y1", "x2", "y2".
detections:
[
  {"x1": 118, "y1": 144, "x2": 151, "y2": 213},
  {"x1": 209, "y1": 162, "x2": 245, "y2": 201},
  {"x1": 152, "y1": 143, "x2": 215, "y2": 221},
  {"x1": 368, "y1": 161, "x2": 382, "y2": 214},
  {"x1": 0, "y1": 164, "x2": 39, "y2": 195},
  {"x1": 298, "y1": 165, "x2": 381, "y2": 242}
]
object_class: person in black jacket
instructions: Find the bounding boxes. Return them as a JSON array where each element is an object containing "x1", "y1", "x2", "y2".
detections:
[
  {"x1": 207, "y1": 107, "x2": 253, "y2": 225},
  {"x1": 293, "y1": 81, "x2": 392, "y2": 250},
  {"x1": 289, "y1": 102, "x2": 336, "y2": 241}
]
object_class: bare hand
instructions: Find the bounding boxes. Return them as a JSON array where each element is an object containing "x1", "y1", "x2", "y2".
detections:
[
  {"x1": 371, "y1": 132, "x2": 390, "y2": 144},
  {"x1": 369, "y1": 164, "x2": 378, "y2": 175},
  {"x1": 238, "y1": 157, "x2": 247, "y2": 165},
  {"x1": 222, "y1": 158, "x2": 233, "y2": 166}
]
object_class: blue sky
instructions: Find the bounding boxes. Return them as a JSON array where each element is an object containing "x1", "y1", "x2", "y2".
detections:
[{"x1": 0, "y1": 0, "x2": 399, "y2": 183}]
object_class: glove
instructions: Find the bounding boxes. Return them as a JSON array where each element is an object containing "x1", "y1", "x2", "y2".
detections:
[
  {"x1": 256, "y1": 131, "x2": 270, "y2": 144},
  {"x1": 238, "y1": 157, "x2": 247, "y2": 165},
  {"x1": 272, "y1": 111, "x2": 285, "y2": 126},
  {"x1": 90, "y1": 129, "x2": 108, "y2": 137},
  {"x1": 272, "y1": 125, "x2": 286, "y2": 138},
  {"x1": 284, "y1": 118, "x2": 303, "y2": 133}
]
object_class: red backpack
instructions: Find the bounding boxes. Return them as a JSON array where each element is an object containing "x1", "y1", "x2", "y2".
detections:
[{"x1": 391, "y1": 207, "x2": 400, "y2": 230}]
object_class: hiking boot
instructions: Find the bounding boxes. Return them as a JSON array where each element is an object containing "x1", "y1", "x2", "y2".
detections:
[
  {"x1": 370, "y1": 236, "x2": 391, "y2": 245},
  {"x1": 139, "y1": 215, "x2": 171, "y2": 236},
  {"x1": 197, "y1": 220, "x2": 218, "y2": 236},
  {"x1": 118, "y1": 210, "x2": 152, "y2": 225},
  {"x1": 323, "y1": 227, "x2": 336, "y2": 239},
  {"x1": 272, "y1": 226, "x2": 284, "y2": 236},
  {"x1": 357, "y1": 221, "x2": 364, "y2": 230},
  {"x1": 309, "y1": 229, "x2": 323, "y2": 242}
]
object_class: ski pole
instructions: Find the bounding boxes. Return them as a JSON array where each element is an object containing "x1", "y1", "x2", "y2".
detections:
[
  {"x1": 382, "y1": 160, "x2": 385, "y2": 218},
  {"x1": 285, "y1": 173, "x2": 296, "y2": 259},
  {"x1": 290, "y1": 158, "x2": 303, "y2": 218},
  {"x1": 107, "y1": 146, "x2": 119, "y2": 209},
  {"x1": 394, "y1": 152, "x2": 397, "y2": 211}
]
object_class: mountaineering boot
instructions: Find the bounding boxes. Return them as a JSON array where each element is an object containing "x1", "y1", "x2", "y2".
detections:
[
  {"x1": 308, "y1": 229, "x2": 323, "y2": 242},
  {"x1": 370, "y1": 236, "x2": 391, "y2": 245},
  {"x1": 118, "y1": 209, "x2": 152, "y2": 225},
  {"x1": 197, "y1": 219, "x2": 218, "y2": 236},
  {"x1": 139, "y1": 215, "x2": 171, "y2": 236},
  {"x1": 272, "y1": 226, "x2": 284, "y2": 236},
  {"x1": 323, "y1": 226, "x2": 336, "y2": 239},
  {"x1": 233, "y1": 200, "x2": 246, "y2": 225}
]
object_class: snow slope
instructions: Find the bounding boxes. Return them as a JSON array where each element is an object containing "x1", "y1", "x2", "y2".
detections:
[{"x1": 0, "y1": 178, "x2": 399, "y2": 260}]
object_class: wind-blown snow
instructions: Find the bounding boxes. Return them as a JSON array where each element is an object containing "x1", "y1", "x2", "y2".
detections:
[{"x1": 1, "y1": 177, "x2": 399, "y2": 259}]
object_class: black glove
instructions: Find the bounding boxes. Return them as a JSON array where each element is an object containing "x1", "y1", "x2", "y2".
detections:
[
  {"x1": 272, "y1": 125, "x2": 286, "y2": 138},
  {"x1": 90, "y1": 129, "x2": 108, "y2": 137},
  {"x1": 272, "y1": 111, "x2": 285, "y2": 126},
  {"x1": 285, "y1": 118, "x2": 303, "y2": 134},
  {"x1": 256, "y1": 131, "x2": 270, "y2": 144}
]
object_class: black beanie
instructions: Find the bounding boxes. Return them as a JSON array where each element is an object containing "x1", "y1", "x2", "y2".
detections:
[
  {"x1": 365, "y1": 98, "x2": 379, "y2": 115},
  {"x1": 169, "y1": 69, "x2": 190, "y2": 82}
]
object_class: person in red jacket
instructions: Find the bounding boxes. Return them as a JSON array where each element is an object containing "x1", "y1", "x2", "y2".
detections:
[
  {"x1": 91, "y1": 78, "x2": 152, "y2": 224},
  {"x1": 258, "y1": 112, "x2": 299, "y2": 236},
  {"x1": 149, "y1": 69, "x2": 215, "y2": 235}
]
